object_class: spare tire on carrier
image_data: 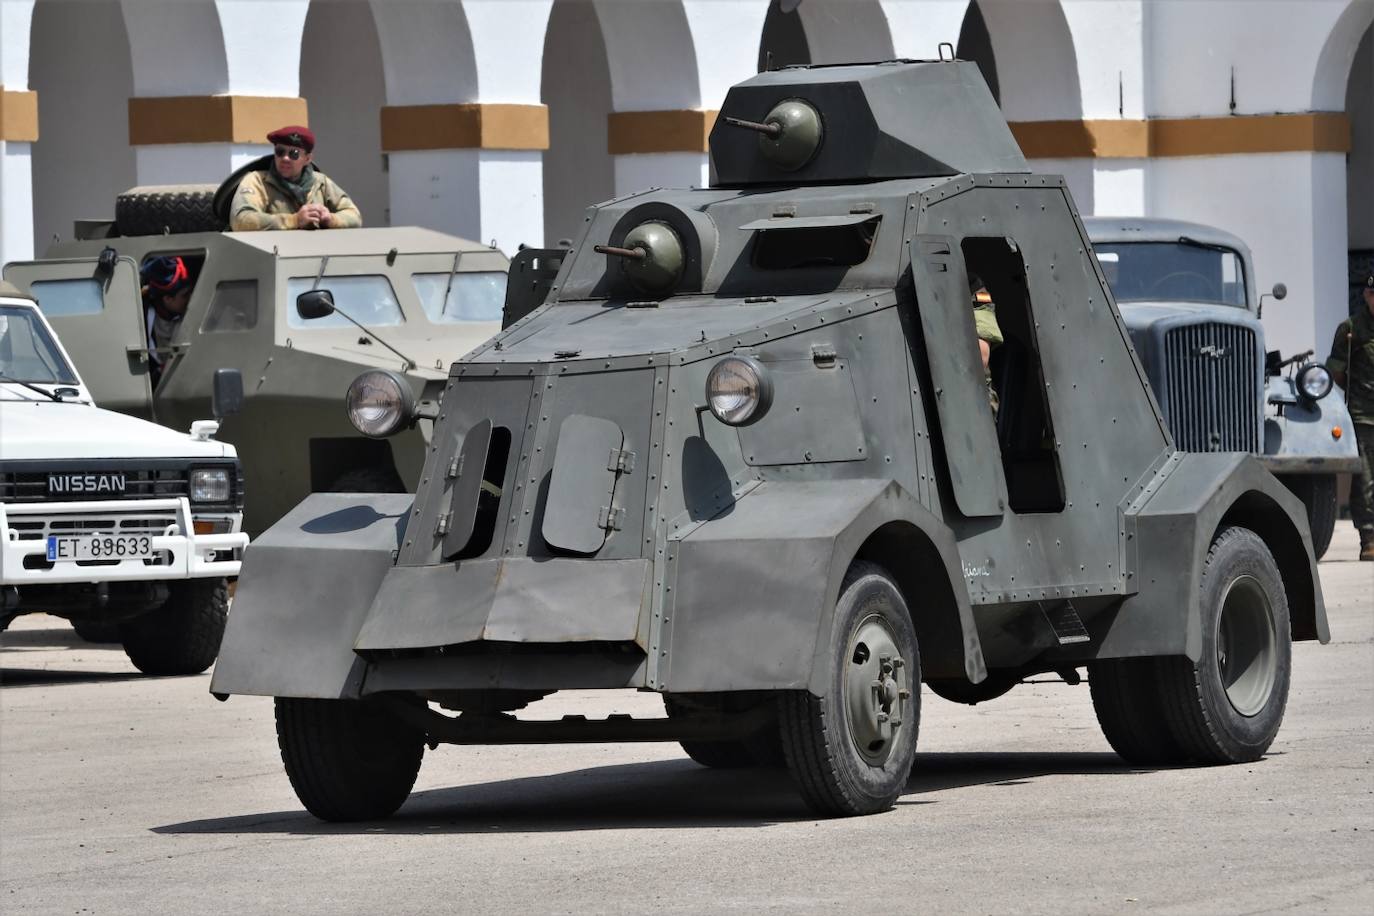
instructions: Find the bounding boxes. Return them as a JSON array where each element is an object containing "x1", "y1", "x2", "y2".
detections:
[{"x1": 115, "y1": 184, "x2": 221, "y2": 236}]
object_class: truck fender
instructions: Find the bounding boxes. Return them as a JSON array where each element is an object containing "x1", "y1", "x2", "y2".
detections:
[
  {"x1": 659, "y1": 478, "x2": 985, "y2": 695},
  {"x1": 1098, "y1": 453, "x2": 1326, "y2": 663},
  {"x1": 209, "y1": 492, "x2": 412, "y2": 700}
]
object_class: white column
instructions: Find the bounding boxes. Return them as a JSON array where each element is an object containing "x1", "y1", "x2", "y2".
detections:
[
  {"x1": 387, "y1": 148, "x2": 544, "y2": 253},
  {"x1": 0, "y1": 0, "x2": 35, "y2": 263}
]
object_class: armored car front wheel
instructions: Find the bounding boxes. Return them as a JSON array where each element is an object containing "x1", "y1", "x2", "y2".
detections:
[
  {"x1": 275, "y1": 697, "x2": 425, "y2": 822},
  {"x1": 779, "y1": 562, "x2": 919, "y2": 817}
]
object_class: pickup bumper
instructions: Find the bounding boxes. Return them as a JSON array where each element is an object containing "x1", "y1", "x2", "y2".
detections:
[{"x1": 1, "y1": 497, "x2": 246, "y2": 586}]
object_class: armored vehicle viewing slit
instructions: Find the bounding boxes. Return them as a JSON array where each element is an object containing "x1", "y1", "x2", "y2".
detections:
[{"x1": 211, "y1": 60, "x2": 1326, "y2": 820}]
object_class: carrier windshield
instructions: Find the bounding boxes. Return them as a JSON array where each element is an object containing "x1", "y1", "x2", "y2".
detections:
[
  {"x1": 0, "y1": 305, "x2": 79, "y2": 385},
  {"x1": 1094, "y1": 241, "x2": 1247, "y2": 307}
]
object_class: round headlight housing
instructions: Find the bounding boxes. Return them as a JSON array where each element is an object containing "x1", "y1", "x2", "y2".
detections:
[
  {"x1": 706, "y1": 355, "x2": 773, "y2": 426},
  {"x1": 346, "y1": 369, "x2": 415, "y2": 438},
  {"x1": 1296, "y1": 363, "x2": 1333, "y2": 401}
]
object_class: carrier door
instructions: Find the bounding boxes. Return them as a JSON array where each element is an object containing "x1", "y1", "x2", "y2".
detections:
[
  {"x1": 909, "y1": 234, "x2": 1007, "y2": 518},
  {"x1": 4, "y1": 256, "x2": 153, "y2": 417}
]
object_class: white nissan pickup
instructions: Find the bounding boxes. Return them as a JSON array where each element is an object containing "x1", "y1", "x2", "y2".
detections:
[{"x1": 0, "y1": 282, "x2": 247, "y2": 674}]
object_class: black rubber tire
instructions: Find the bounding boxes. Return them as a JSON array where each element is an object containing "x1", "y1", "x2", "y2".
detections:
[
  {"x1": 119, "y1": 578, "x2": 228, "y2": 675},
  {"x1": 1089, "y1": 656, "x2": 1187, "y2": 765},
  {"x1": 328, "y1": 466, "x2": 406, "y2": 494},
  {"x1": 1285, "y1": 474, "x2": 1337, "y2": 561},
  {"x1": 1155, "y1": 526, "x2": 1292, "y2": 764},
  {"x1": 71, "y1": 617, "x2": 122, "y2": 643},
  {"x1": 275, "y1": 697, "x2": 425, "y2": 822},
  {"x1": 115, "y1": 184, "x2": 220, "y2": 236},
  {"x1": 779, "y1": 561, "x2": 920, "y2": 817},
  {"x1": 663, "y1": 694, "x2": 779, "y2": 769},
  {"x1": 927, "y1": 672, "x2": 1018, "y2": 705}
]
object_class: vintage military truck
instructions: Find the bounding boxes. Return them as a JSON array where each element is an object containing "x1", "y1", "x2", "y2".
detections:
[
  {"x1": 3, "y1": 223, "x2": 510, "y2": 535},
  {"x1": 1086, "y1": 218, "x2": 1361, "y2": 559},
  {"x1": 211, "y1": 60, "x2": 1326, "y2": 821}
]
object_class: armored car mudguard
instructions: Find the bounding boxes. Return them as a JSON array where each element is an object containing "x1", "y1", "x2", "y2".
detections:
[{"x1": 212, "y1": 60, "x2": 1326, "y2": 822}]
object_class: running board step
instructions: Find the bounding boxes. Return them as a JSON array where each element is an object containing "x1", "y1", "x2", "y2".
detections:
[{"x1": 1040, "y1": 600, "x2": 1090, "y2": 646}]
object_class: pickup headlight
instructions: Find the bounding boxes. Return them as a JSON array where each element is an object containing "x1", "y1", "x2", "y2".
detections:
[
  {"x1": 346, "y1": 369, "x2": 415, "y2": 438},
  {"x1": 190, "y1": 468, "x2": 231, "y2": 502},
  {"x1": 1296, "y1": 364, "x2": 1332, "y2": 401},
  {"x1": 706, "y1": 355, "x2": 773, "y2": 426}
]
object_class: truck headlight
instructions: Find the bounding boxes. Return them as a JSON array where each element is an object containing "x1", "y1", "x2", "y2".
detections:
[
  {"x1": 1296, "y1": 364, "x2": 1332, "y2": 401},
  {"x1": 346, "y1": 369, "x2": 415, "y2": 438},
  {"x1": 190, "y1": 468, "x2": 230, "y2": 502},
  {"x1": 706, "y1": 355, "x2": 773, "y2": 426}
]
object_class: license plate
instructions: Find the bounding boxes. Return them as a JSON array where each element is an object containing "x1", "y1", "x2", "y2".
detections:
[{"x1": 46, "y1": 534, "x2": 154, "y2": 562}]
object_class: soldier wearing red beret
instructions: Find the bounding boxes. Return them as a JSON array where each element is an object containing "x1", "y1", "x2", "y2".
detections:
[{"x1": 230, "y1": 125, "x2": 362, "y2": 231}]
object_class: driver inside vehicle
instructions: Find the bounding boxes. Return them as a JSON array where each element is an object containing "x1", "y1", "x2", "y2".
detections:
[{"x1": 141, "y1": 255, "x2": 194, "y2": 386}]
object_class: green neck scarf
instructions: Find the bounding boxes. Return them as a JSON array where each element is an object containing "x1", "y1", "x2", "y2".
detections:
[{"x1": 271, "y1": 162, "x2": 316, "y2": 206}]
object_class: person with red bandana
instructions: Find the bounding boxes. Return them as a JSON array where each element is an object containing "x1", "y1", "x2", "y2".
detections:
[{"x1": 141, "y1": 255, "x2": 192, "y2": 386}]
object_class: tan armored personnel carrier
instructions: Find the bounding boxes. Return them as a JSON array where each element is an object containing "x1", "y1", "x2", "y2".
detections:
[{"x1": 4, "y1": 216, "x2": 511, "y2": 535}]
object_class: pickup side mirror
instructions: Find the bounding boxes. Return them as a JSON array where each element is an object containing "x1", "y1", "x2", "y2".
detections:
[
  {"x1": 212, "y1": 368, "x2": 244, "y2": 419},
  {"x1": 296, "y1": 289, "x2": 336, "y2": 320},
  {"x1": 1271, "y1": 282, "x2": 1287, "y2": 301}
]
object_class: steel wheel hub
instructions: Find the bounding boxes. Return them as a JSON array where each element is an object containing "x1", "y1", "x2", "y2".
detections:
[
  {"x1": 843, "y1": 614, "x2": 910, "y2": 765},
  {"x1": 1216, "y1": 575, "x2": 1277, "y2": 717}
]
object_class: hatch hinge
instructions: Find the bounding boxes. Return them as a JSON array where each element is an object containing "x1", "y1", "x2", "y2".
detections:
[
  {"x1": 811, "y1": 343, "x2": 837, "y2": 368},
  {"x1": 598, "y1": 506, "x2": 625, "y2": 531},
  {"x1": 446, "y1": 454, "x2": 465, "y2": 480},
  {"x1": 607, "y1": 448, "x2": 637, "y2": 475},
  {"x1": 435, "y1": 512, "x2": 452, "y2": 537}
]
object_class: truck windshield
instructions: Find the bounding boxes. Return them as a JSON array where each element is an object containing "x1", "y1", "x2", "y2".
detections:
[
  {"x1": 287, "y1": 276, "x2": 404, "y2": 329},
  {"x1": 412, "y1": 272, "x2": 506, "y2": 323},
  {"x1": 0, "y1": 305, "x2": 79, "y2": 385},
  {"x1": 1094, "y1": 241, "x2": 1247, "y2": 307}
]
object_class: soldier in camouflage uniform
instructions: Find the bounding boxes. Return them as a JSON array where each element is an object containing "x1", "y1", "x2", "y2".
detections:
[
  {"x1": 1327, "y1": 274, "x2": 1374, "y2": 561},
  {"x1": 971, "y1": 275, "x2": 1003, "y2": 414},
  {"x1": 231, "y1": 126, "x2": 362, "y2": 232}
]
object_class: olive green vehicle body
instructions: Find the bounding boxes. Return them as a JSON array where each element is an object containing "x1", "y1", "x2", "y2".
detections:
[
  {"x1": 4, "y1": 228, "x2": 509, "y2": 534},
  {"x1": 211, "y1": 62, "x2": 1325, "y2": 723}
]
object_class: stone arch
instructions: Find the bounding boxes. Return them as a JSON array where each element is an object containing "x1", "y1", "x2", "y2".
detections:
[
  {"x1": 370, "y1": 0, "x2": 478, "y2": 104},
  {"x1": 542, "y1": 0, "x2": 613, "y2": 246},
  {"x1": 758, "y1": 0, "x2": 895, "y2": 69},
  {"x1": 969, "y1": 0, "x2": 1080, "y2": 122},
  {"x1": 1341, "y1": 21, "x2": 1373, "y2": 305},
  {"x1": 300, "y1": 0, "x2": 388, "y2": 225},
  {"x1": 1312, "y1": 0, "x2": 1374, "y2": 110},
  {"x1": 596, "y1": 0, "x2": 700, "y2": 111},
  {"x1": 120, "y1": 0, "x2": 229, "y2": 97},
  {"x1": 29, "y1": 0, "x2": 136, "y2": 250}
]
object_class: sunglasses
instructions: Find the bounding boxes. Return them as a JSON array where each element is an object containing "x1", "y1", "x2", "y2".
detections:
[{"x1": 274, "y1": 146, "x2": 304, "y2": 161}]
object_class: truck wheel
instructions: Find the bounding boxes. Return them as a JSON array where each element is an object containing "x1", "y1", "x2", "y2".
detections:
[
  {"x1": 926, "y1": 672, "x2": 1018, "y2": 705},
  {"x1": 1089, "y1": 657, "x2": 1186, "y2": 765},
  {"x1": 663, "y1": 694, "x2": 783, "y2": 768},
  {"x1": 275, "y1": 697, "x2": 425, "y2": 822},
  {"x1": 71, "y1": 618, "x2": 122, "y2": 643},
  {"x1": 1157, "y1": 526, "x2": 1292, "y2": 763},
  {"x1": 779, "y1": 561, "x2": 919, "y2": 816},
  {"x1": 1286, "y1": 474, "x2": 1336, "y2": 561},
  {"x1": 114, "y1": 184, "x2": 219, "y2": 236},
  {"x1": 119, "y1": 578, "x2": 227, "y2": 675}
]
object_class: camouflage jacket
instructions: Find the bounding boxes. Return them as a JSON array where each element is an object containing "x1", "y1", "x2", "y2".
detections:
[
  {"x1": 1328, "y1": 307, "x2": 1374, "y2": 425},
  {"x1": 230, "y1": 167, "x2": 362, "y2": 231}
]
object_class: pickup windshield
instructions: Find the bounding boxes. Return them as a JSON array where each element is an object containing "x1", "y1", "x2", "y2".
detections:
[
  {"x1": 0, "y1": 305, "x2": 79, "y2": 385},
  {"x1": 1094, "y1": 241, "x2": 1247, "y2": 307}
]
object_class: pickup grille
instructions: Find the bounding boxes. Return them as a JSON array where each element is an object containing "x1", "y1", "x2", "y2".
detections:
[
  {"x1": 1161, "y1": 322, "x2": 1261, "y2": 453},
  {"x1": 0, "y1": 459, "x2": 243, "y2": 508}
]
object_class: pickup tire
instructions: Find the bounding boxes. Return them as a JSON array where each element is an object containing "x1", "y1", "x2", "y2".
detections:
[
  {"x1": 1285, "y1": 474, "x2": 1336, "y2": 561},
  {"x1": 1155, "y1": 526, "x2": 1291, "y2": 763},
  {"x1": 119, "y1": 578, "x2": 227, "y2": 675},
  {"x1": 71, "y1": 618, "x2": 122, "y2": 643},
  {"x1": 779, "y1": 561, "x2": 919, "y2": 816},
  {"x1": 115, "y1": 184, "x2": 220, "y2": 236},
  {"x1": 275, "y1": 697, "x2": 425, "y2": 822}
]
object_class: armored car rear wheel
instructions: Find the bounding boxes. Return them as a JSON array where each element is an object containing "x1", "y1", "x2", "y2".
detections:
[
  {"x1": 275, "y1": 697, "x2": 425, "y2": 822},
  {"x1": 119, "y1": 578, "x2": 227, "y2": 675},
  {"x1": 780, "y1": 562, "x2": 919, "y2": 817},
  {"x1": 1155, "y1": 526, "x2": 1291, "y2": 764}
]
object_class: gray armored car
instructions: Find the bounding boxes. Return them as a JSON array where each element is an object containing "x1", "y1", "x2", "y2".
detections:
[
  {"x1": 1086, "y1": 217, "x2": 1361, "y2": 559},
  {"x1": 212, "y1": 61, "x2": 1327, "y2": 820}
]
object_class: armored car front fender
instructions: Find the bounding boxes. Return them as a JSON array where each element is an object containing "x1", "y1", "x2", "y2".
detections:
[
  {"x1": 210, "y1": 493, "x2": 412, "y2": 700},
  {"x1": 658, "y1": 478, "x2": 986, "y2": 695},
  {"x1": 1095, "y1": 453, "x2": 1326, "y2": 664}
]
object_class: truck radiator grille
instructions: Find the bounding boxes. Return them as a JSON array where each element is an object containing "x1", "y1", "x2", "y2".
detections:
[{"x1": 1161, "y1": 322, "x2": 1261, "y2": 453}]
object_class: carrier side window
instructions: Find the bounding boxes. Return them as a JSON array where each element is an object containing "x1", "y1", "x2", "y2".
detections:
[
  {"x1": 962, "y1": 236, "x2": 1066, "y2": 514},
  {"x1": 200, "y1": 280, "x2": 259, "y2": 333},
  {"x1": 28, "y1": 278, "x2": 104, "y2": 316}
]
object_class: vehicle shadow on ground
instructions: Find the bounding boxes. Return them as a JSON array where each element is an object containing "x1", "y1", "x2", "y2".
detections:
[
  {"x1": 0, "y1": 666, "x2": 158, "y2": 687},
  {"x1": 153, "y1": 750, "x2": 1150, "y2": 836},
  {"x1": 0, "y1": 625, "x2": 90, "y2": 650}
]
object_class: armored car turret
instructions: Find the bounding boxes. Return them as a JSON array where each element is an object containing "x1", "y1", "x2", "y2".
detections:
[{"x1": 212, "y1": 60, "x2": 1326, "y2": 821}]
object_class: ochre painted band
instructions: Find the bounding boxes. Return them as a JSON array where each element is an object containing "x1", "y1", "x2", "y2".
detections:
[
  {"x1": 128, "y1": 96, "x2": 309, "y2": 145},
  {"x1": 608, "y1": 110, "x2": 718, "y2": 154},
  {"x1": 1010, "y1": 113, "x2": 1351, "y2": 159},
  {"x1": 380, "y1": 104, "x2": 549, "y2": 151},
  {"x1": 0, "y1": 89, "x2": 39, "y2": 142}
]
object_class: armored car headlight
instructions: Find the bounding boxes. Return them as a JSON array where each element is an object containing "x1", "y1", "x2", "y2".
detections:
[
  {"x1": 706, "y1": 355, "x2": 773, "y2": 426},
  {"x1": 346, "y1": 369, "x2": 416, "y2": 438},
  {"x1": 190, "y1": 468, "x2": 231, "y2": 502},
  {"x1": 1296, "y1": 364, "x2": 1333, "y2": 401}
]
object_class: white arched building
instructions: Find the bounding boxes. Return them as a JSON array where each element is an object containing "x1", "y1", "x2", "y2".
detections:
[{"x1": 0, "y1": 0, "x2": 1369, "y2": 354}]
